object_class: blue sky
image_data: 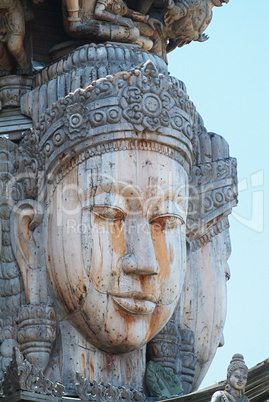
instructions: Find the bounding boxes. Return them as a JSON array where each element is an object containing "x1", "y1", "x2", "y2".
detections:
[{"x1": 168, "y1": 0, "x2": 269, "y2": 387}]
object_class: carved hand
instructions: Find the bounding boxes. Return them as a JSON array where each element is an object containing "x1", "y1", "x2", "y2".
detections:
[
  {"x1": 117, "y1": 16, "x2": 134, "y2": 28},
  {"x1": 196, "y1": 33, "x2": 209, "y2": 42},
  {"x1": 164, "y1": 6, "x2": 184, "y2": 26},
  {"x1": 148, "y1": 17, "x2": 163, "y2": 30}
]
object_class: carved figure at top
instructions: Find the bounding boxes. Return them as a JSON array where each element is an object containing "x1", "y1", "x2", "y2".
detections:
[
  {"x1": 63, "y1": 0, "x2": 162, "y2": 53},
  {"x1": 211, "y1": 354, "x2": 249, "y2": 402},
  {"x1": 0, "y1": 0, "x2": 27, "y2": 70},
  {"x1": 62, "y1": 0, "x2": 228, "y2": 59},
  {"x1": 158, "y1": 0, "x2": 230, "y2": 53},
  {"x1": 0, "y1": 0, "x2": 44, "y2": 70}
]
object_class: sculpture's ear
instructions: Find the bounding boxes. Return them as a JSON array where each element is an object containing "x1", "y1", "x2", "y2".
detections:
[{"x1": 10, "y1": 200, "x2": 44, "y2": 303}]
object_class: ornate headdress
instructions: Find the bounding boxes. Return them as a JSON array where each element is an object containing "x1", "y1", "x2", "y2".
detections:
[
  {"x1": 227, "y1": 354, "x2": 248, "y2": 380},
  {"x1": 17, "y1": 58, "x2": 197, "y2": 199},
  {"x1": 15, "y1": 44, "x2": 236, "y2": 243}
]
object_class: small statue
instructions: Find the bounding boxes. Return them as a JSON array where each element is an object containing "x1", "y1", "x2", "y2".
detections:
[
  {"x1": 63, "y1": 0, "x2": 161, "y2": 52},
  {"x1": 211, "y1": 354, "x2": 249, "y2": 402},
  {"x1": 0, "y1": 0, "x2": 44, "y2": 71},
  {"x1": 0, "y1": 0, "x2": 27, "y2": 70},
  {"x1": 62, "y1": 0, "x2": 228, "y2": 60},
  {"x1": 163, "y1": 0, "x2": 229, "y2": 52},
  {"x1": 94, "y1": 0, "x2": 159, "y2": 51}
]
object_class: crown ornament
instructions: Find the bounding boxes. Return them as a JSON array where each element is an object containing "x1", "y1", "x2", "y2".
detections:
[
  {"x1": 17, "y1": 60, "x2": 198, "y2": 198},
  {"x1": 15, "y1": 54, "x2": 236, "y2": 242}
]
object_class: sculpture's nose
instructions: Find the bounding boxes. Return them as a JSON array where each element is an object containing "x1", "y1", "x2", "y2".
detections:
[
  {"x1": 121, "y1": 223, "x2": 160, "y2": 275},
  {"x1": 121, "y1": 253, "x2": 159, "y2": 275}
]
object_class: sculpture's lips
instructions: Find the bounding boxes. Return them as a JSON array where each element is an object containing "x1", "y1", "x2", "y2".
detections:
[{"x1": 111, "y1": 292, "x2": 157, "y2": 315}]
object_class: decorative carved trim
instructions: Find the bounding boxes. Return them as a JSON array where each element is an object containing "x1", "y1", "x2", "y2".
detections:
[
  {"x1": 34, "y1": 59, "x2": 196, "y2": 163},
  {"x1": 189, "y1": 214, "x2": 230, "y2": 251},
  {"x1": 147, "y1": 317, "x2": 196, "y2": 395},
  {"x1": 18, "y1": 304, "x2": 56, "y2": 343},
  {"x1": 0, "y1": 76, "x2": 33, "y2": 109},
  {"x1": 0, "y1": 140, "x2": 24, "y2": 380},
  {"x1": 75, "y1": 372, "x2": 145, "y2": 401},
  {"x1": 147, "y1": 317, "x2": 181, "y2": 372},
  {"x1": 32, "y1": 44, "x2": 168, "y2": 89},
  {"x1": 1, "y1": 348, "x2": 64, "y2": 397},
  {"x1": 16, "y1": 129, "x2": 45, "y2": 199},
  {"x1": 187, "y1": 158, "x2": 237, "y2": 239},
  {"x1": 190, "y1": 158, "x2": 237, "y2": 188},
  {"x1": 145, "y1": 361, "x2": 184, "y2": 399},
  {"x1": 18, "y1": 304, "x2": 56, "y2": 372}
]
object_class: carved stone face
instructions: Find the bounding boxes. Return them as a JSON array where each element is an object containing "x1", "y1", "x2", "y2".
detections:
[
  {"x1": 229, "y1": 368, "x2": 248, "y2": 391},
  {"x1": 45, "y1": 149, "x2": 188, "y2": 353}
]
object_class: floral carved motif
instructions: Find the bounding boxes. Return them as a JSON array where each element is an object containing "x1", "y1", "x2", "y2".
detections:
[
  {"x1": 31, "y1": 60, "x2": 196, "y2": 159},
  {"x1": 76, "y1": 372, "x2": 145, "y2": 401},
  {"x1": 187, "y1": 158, "x2": 237, "y2": 238},
  {"x1": 0, "y1": 348, "x2": 64, "y2": 397},
  {"x1": 18, "y1": 304, "x2": 56, "y2": 372}
]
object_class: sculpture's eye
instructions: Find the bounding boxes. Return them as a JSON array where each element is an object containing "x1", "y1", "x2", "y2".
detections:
[
  {"x1": 150, "y1": 215, "x2": 183, "y2": 231},
  {"x1": 91, "y1": 206, "x2": 124, "y2": 221}
]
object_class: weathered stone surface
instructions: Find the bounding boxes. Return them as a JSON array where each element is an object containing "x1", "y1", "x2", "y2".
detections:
[{"x1": 0, "y1": 43, "x2": 237, "y2": 400}]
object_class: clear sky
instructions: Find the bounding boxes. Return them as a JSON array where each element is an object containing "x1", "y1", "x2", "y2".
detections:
[{"x1": 168, "y1": 0, "x2": 269, "y2": 388}]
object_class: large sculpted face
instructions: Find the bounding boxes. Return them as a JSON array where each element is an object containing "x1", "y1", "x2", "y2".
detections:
[{"x1": 45, "y1": 149, "x2": 188, "y2": 353}]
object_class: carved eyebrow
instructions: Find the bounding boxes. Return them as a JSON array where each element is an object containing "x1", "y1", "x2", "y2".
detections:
[
  {"x1": 78, "y1": 181, "x2": 141, "y2": 204},
  {"x1": 93, "y1": 182, "x2": 141, "y2": 197},
  {"x1": 146, "y1": 187, "x2": 188, "y2": 212},
  {"x1": 80, "y1": 182, "x2": 144, "y2": 212}
]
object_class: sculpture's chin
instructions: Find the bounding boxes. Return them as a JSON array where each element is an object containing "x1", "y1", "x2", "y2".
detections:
[{"x1": 67, "y1": 299, "x2": 175, "y2": 354}]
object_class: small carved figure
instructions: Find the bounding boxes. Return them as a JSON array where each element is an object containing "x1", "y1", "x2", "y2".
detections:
[
  {"x1": 63, "y1": 0, "x2": 161, "y2": 52},
  {"x1": 0, "y1": 0, "x2": 27, "y2": 70},
  {"x1": 0, "y1": 0, "x2": 45, "y2": 70},
  {"x1": 163, "y1": 0, "x2": 229, "y2": 52},
  {"x1": 94, "y1": 0, "x2": 161, "y2": 51},
  {"x1": 211, "y1": 354, "x2": 249, "y2": 402},
  {"x1": 62, "y1": 0, "x2": 228, "y2": 59}
]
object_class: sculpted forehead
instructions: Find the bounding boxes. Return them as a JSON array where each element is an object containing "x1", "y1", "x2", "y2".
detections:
[{"x1": 77, "y1": 149, "x2": 189, "y2": 200}]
